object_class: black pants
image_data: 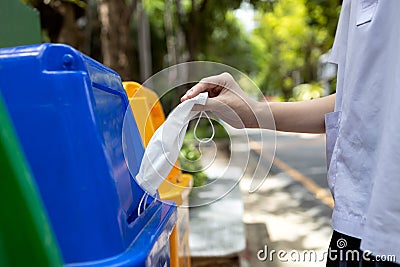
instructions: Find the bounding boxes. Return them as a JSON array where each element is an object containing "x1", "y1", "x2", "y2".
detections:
[{"x1": 327, "y1": 231, "x2": 399, "y2": 267}]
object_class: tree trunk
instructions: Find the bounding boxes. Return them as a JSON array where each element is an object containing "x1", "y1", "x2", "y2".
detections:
[
  {"x1": 186, "y1": 0, "x2": 201, "y2": 60},
  {"x1": 137, "y1": 1, "x2": 152, "y2": 81},
  {"x1": 97, "y1": 0, "x2": 135, "y2": 80},
  {"x1": 174, "y1": 0, "x2": 189, "y2": 63},
  {"x1": 165, "y1": 0, "x2": 177, "y2": 66},
  {"x1": 51, "y1": 2, "x2": 85, "y2": 50},
  {"x1": 178, "y1": 0, "x2": 208, "y2": 61}
]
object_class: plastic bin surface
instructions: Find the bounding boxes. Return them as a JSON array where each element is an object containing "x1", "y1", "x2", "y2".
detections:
[
  {"x1": 0, "y1": 94, "x2": 63, "y2": 267},
  {"x1": 0, "y1": 44, "x2": 176, "y2": 266}
]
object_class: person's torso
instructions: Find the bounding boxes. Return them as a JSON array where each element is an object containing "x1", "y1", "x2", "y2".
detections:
[{"x1": 327, "y1": 0, "x2": 400, "y2": 237}]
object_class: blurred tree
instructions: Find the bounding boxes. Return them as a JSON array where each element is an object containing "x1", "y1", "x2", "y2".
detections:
[
  {"x1": 290, "y1": 82, "x2": 323, "y2": 101},
  {"x1": 144, "y1": 0, "x2": 260, "y2": 113},
  {"x1": 176, "y1": 0, "x2": 243, "y2": 62},
  {"x1": 252, "y1": 0, "x2": 340, "y2": 99},
  {"x1": 27, "y1": 0, "x2": 141, "y2": 80},
  {"x1": 26, "y1": 0, "x2": 340, "y2": 99},
  {"x1": 205, "y1": 10, "x2": 259, "y2": 76},
  {"x1": 145, "y1": 0, "x2": 248, "y2": 63},
  {"x1": 97, "y1": 0, "x2": 137, "y2": 80},
  {"x1": 25, "y1": 0, "x2": 87, "y2": 51}
]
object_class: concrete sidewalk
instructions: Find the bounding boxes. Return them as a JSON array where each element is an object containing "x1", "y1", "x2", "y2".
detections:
[{"x1": 189, "y1": 142, "x2": 246, "y2": 267}]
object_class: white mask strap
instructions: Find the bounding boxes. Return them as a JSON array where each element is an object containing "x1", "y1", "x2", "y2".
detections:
[
  {"x1": 137, "y1": 192, "x2": 149, "y2": 216},
  {"x1": 194, "y1": 111, "x2": 215, "y2": 143}
]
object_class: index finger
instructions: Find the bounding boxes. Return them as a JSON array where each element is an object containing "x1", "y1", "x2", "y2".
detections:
[
  {"x1": 181, "y1": 75, "x2": 226, "y2": 102},
  {"x1": 180, "y1": 82, "x2": 207, "y2": 102}
]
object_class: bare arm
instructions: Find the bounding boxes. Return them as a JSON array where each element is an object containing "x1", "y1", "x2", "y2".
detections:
[
  {"x1": 265, "y1": 94, "x2": 335, "y2": 133},
  {"x1": 182, "y1": 73, "x2": 335, "y2": 134}
]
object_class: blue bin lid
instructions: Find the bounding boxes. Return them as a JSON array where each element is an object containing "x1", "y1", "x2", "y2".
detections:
[{"x1": 0, "y1": 44, "x2": 176, "y2": 265}]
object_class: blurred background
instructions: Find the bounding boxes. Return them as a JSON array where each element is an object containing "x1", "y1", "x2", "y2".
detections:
[{"x1": 20, "y1": 0, "x2": 340, "y2": 105}]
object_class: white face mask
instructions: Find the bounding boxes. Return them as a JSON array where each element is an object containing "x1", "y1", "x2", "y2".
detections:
[{"x1": 134, "y1": 92, "x2": 209, "y2": 196}]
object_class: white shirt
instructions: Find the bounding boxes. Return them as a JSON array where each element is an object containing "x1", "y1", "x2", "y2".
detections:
[{"x1": 327, "y1": 0, "x2": 400, "y2": 262}]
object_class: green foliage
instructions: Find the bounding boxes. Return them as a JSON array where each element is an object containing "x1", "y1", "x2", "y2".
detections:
[
  {"x1": 251, "y1": 0, "x2": 339, "y2": 99},
  {"x1": 202, "y1": 10, "x2": 259, "y2": 75},
  {"x1": 29, "y1": 0, "x2": 340, "y2": 100},
  {"x1": 179, "y1": 141, "x2": 208, "y2": 187},
  {"x1": 186, "y1": 118, "x2": 229, "y2": 140},
  {"x1": 178, "y1": 118, "x2": 229, "y2": 187},
  {"x1": 143, "y1": 0, "x2": 256, "y2": 74},
  {"x1": 290, "y1": 83, "x2": 323, "y2": 101}
]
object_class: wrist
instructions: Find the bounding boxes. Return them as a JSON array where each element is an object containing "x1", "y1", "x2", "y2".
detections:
[{"x1": 252, "y1": 100, "x2": 275, "y2": 130}]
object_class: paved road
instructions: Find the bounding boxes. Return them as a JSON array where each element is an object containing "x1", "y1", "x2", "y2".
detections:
[
  {"x1": 229, "y1": 129, "x2": 334, "y2": 267},
  {"x1": 270, "y1": 132, "x2": 328, "y2": 187}
]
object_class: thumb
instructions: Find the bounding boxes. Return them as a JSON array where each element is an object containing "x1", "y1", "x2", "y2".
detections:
[{"x1": 192, "y1": 97, "x2": 219, "y2": 112}]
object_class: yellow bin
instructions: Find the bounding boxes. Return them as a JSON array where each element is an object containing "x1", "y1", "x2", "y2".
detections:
[{"x1": 123, "y1": 81, "x2": 192, "y2": 267}]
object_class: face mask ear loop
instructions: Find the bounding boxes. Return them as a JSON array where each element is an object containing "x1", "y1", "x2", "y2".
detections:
[
  {"x1": 194, "y1": 111, "x2": 215, "y2": 143},
  {"x1": 137, "y1": 192, "x2": 147, "y2": 217},
  {"x1": 143, "y1": 193, "x2": 149, "y2": 210}
]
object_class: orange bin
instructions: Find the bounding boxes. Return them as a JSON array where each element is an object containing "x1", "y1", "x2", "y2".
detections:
[{"x1": 123, "y1": 81, "x2": 192, "y2": 267}]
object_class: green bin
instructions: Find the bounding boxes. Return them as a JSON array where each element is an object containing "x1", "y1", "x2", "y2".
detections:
[{"x1": 0, "y1": 94, "x2": 62, "y2": 267}]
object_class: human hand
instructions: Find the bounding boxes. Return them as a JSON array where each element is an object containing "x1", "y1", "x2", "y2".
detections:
[{"x1": 181, "y1": 72, "x2": 263, "y2": 128}]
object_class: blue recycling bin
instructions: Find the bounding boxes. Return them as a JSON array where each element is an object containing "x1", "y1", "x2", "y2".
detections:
[{"x1": 0, "y1": 43, "x2": 177, "y2": 266}]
